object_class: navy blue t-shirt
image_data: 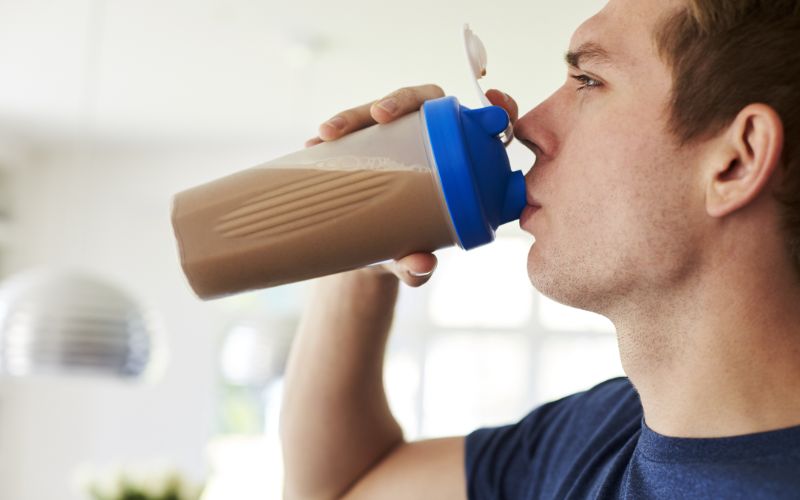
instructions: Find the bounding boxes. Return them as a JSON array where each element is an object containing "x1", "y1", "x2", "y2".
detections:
[{"x1": 465, "y1": 377, "x2": 800, "y2": 499}]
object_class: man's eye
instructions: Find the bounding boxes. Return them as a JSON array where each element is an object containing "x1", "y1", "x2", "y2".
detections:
[{"x1": 571, "y1": 74, "x2": 602, "y2": 91}]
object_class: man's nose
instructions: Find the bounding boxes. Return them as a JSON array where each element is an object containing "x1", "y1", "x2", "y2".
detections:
[{"x1": 514, "y1": 92, "x2": 561, "y2": 161}]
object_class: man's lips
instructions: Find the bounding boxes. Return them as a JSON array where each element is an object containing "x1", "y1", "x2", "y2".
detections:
[
  {"x1": 520, "y1": 183, "x2": 541, "y2": 231},
  {"x1": 519, "y1": 204, "x2": 540, "y2": 231}
]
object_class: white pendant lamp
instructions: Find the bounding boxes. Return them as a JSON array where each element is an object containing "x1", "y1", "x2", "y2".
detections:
[{"x1": 0, "y1": 270, "x2": 159, "y2": 379}]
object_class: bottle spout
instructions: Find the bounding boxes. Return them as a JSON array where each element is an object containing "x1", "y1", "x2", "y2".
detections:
[{"x1": 501, "y1": 170, "x2": 527, "y2": 224}]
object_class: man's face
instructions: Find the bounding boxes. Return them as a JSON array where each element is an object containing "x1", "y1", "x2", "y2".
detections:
[{"x1": 517, "y1": 0, "x2": 707, "y2": 315}]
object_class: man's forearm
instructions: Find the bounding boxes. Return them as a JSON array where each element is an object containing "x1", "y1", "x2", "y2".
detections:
[{"x1": 280, "y1": 269, "x2": 405, "y2": 500}]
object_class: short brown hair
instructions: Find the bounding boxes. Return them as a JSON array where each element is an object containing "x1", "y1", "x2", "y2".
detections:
[{"x1": 654, "y1": 1, "x2": 800, "y2": 273}]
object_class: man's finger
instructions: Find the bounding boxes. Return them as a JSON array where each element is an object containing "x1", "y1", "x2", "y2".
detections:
[
  {"x1": 304, "y1": 136, "x2": 324, "y2": 148},
  {"x1": 386, "y1": 252, "x2": 438, "y2": 288},
  {"x1": 370, "y1": 84, "x2": 446, "y2": 123},
  {"x1": 486, "y1": 88, "x2": 519, "y2": 124},
  {"x1": 319, "y1": 101, "x2": 378, "y2": 141}
]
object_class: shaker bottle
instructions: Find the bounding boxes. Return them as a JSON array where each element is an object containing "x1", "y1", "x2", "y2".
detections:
[{"x1": 171, "y1": 27, "x2": 526, "y2": 299}]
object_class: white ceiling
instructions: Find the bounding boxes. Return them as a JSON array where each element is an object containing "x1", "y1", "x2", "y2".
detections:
[{"x1": 0, "y1": 0, "x2": 604, "y2": 149}]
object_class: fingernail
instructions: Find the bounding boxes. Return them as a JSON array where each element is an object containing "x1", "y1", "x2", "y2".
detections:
[
  {"x1": 408, "y1": 269, "x2": 433, "y2": 278},
  {"x1": 503, "y1": 92, "x2": 511, "y2": 103},
  {"x1": 325, "y1": 116, "x2": 347, "y2": 130},
  {"x1": 376, "y1": 98, "x2": 398, "y2": 114}
]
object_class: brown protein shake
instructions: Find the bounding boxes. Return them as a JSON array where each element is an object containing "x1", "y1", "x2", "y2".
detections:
[
  {"x1": 171, "y1": 99, "x2": 526, "y2": 299},
  {"x1": 172, "y1": 124, "x2": 459, "y2": 298}
]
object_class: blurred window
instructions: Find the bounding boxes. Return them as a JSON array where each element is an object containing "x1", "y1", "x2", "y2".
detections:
[
  {"x1": 429, "y1": 239, "x2": 533, "y2": 328},
  {"x1": 419, "y1": 331, "x2": 533, "y2": 437}
]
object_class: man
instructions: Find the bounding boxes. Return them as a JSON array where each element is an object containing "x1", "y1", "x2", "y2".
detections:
[{"x1": 280, "y1": 0, "x2": 800, "y2": 498}]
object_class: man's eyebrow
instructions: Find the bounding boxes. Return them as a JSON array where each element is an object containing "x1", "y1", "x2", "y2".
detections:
[{"x1": 565, "y1": 42, "x2": 612, "y2": 68}]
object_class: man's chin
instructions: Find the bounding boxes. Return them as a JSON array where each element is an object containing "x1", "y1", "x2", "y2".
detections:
[
  {"x1": 527, "y1": 250, "x2": 594, "y2": 312},
  {"x1": 527, "y1": 249, "x2": 559, "y2": 299}
]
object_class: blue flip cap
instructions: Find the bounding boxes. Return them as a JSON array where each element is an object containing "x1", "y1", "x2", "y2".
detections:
[{"x1": 422, "y1": 96, "x2": 526, "y2": 250}]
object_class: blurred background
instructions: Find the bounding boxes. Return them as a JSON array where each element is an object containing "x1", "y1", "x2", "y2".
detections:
[{"x1": 0, "y1": 0, "x2": 621, "y2": 498}]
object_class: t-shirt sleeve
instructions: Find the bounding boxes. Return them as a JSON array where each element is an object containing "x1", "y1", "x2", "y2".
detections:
[{"x1": 464, "y1": 377, "x2": 639, "y2": 500}]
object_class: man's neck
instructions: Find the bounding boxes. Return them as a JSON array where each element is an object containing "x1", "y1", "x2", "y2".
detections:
[{"x1": 614, "y1": 254, "x2": 800, "y2": 439}]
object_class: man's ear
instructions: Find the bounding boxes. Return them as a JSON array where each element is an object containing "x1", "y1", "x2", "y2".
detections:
[{"x1": 705, "y1": 103, "x2": 784, "y2": 218}]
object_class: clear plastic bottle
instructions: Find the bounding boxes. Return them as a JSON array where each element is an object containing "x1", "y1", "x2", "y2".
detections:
[{"x1": 171, "y1": 96, "x2": 525, "y2": 299}]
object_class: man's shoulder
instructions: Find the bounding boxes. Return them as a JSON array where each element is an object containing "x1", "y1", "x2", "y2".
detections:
[
  {"x1": 467, "y1": 377, "x2": 642, "y2": 456},
  {"x1": 465, "y1": 377, "x2": 643, "y2": 498},
  {"x1": 518, "y1": 377, "x2": 642, "y2": 444},
  {"x1": 576, "y1": 376, "x2": 640, "y2": 413},
  {"x1": 525, "y1": 376, "x2": 639, "y2": 422}
]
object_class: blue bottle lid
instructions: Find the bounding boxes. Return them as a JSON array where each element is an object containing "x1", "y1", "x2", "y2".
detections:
[{"x1": 422, "y1": 95, "x2": 526, "y2": 250}]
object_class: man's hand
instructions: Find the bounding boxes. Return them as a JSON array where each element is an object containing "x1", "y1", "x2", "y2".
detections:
[{"x1": 303, "y1": 84, "x2": 520, "y2": 288}]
